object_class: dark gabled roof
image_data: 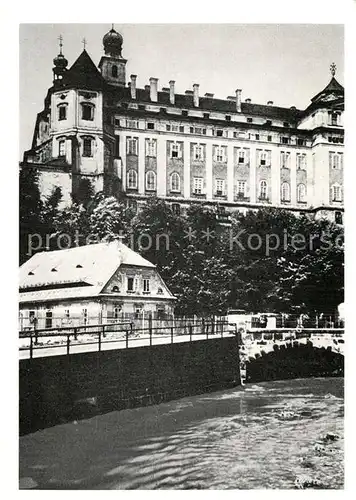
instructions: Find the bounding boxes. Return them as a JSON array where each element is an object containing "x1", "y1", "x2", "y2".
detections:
[
  {"x1": 60, "y1": 49, "x2": 105, "y2": 90},
  {"x1": 311, "y1": 77, "x2": 344, "y2": 103},
  {"x1": 108, "y1": 85, "x2": 303, "y2": 123}
]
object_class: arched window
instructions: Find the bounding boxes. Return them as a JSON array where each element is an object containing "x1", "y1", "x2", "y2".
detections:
[
  {"x1": 332, "y1": 183, "x2": 342, "y2": 202},
  {"x1": 58, "y1": 103, "x2": 67, "y2": 121},
  {"x1": 145, "y1": 170, "x2": 156, "y2": 191},
  {"x1": 81, "y1": 103, "x2": 94, "y2": 121},
  {"x1": 281, "y1": 182, "x2": 290, "y2": 201},
  {"x1": 170, "y1": 172, "x2": 181, "y2": 193},
  {"x1": 127, "y1": 169, "x2": 138, "y2": 189},
  {"x1": 259, "y1": 180, "x2": 268, "y2": 199},
  {"x1": 112, "y1": 65, "x2": 118, "y2": 78},
  {"x1": 297, "y1": 183, "x2": 306, "y2": 203}
]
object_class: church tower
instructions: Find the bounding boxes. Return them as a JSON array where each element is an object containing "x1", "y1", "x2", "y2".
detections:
[{"x1": 98, "y1": 25, "x2": 127, "y2": 86}]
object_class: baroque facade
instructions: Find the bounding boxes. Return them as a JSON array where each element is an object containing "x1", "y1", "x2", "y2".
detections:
[{"x1": 21, "y1": 27, "x2": 344, "y2": 224}]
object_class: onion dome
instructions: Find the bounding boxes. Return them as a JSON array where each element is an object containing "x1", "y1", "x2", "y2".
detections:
[
  {"x1": 103, "y1": 26, "x2": 123, "y2": 57},
  {"x1": 53, "y1": 52, "x2": 68, "y2": 69}
]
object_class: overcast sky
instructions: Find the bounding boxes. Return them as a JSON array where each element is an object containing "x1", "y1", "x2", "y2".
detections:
[{"x1": 19, "y1": 23, "x2": 344, "y2": 155}]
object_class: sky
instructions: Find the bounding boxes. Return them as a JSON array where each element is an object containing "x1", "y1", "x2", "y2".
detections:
[{"x1": 19, "y1": 23, "x2": 344, "y2": 156}]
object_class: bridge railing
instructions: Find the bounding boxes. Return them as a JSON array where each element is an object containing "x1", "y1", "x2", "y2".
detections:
[
  {"x1": 244, "y1": 328, "x2": 344, "y2": 343},
  {"x1": 19, "y1": 319, "x2": 232, "y2": 359}
]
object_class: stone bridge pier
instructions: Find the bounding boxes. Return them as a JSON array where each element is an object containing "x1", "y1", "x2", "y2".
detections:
[{"x1": 238, "y1": 329, "x2": 344, "y2": 384}]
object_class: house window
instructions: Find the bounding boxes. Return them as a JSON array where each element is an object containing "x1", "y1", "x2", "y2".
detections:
[
  {"x1": 127, "y1": 277, "x2": 134, "y2": 292},
  {"x1": 238, "y1": 150, "x2": 245, "y2": 164},
  {"x1": 83, "y1": 137, "x2": 93, "y2": 157},
  {"x1": 259, "y1": 180, "x2": 268, "y2": 199},
  {"x1": 82, "y1": 308, "x2": 88, "y2": 324},
  {"x1": 143, "y1": 278, "x2": 150, "y2": 293},
  {"x1": 58, "y1": 104, "x2": 67, "y2": 121},
  {"x1": 114, "y1": 305, "x2": 121, "y2": 319},
  {"x1": 203, "y1": 113, "x2": 210, "y2": 119},
  {"x1": 330, "y1": 112, "x2": 339, "y2": 126},
  {"x1": 170, "y1": 143, "x2": 181, "y2": 159},
  {"x1": 281, "y1": 136, "x2": 290, "y2": 145},
  {"x1": 280, "y1": 151, "x2": 290, "y2": 169},
  {"x1": 58, "y1": 139, "x2": 66, "y2": 157},
  {"x1": 297, "y1": 138, "x2": 306, "y2": 146},
  {"x1": 266, "y1": 120, "x2": 272, "y2": 126},
  {"x1": 215, "y1": 179, "x2": 225, "y2": 196},
  {"x1": 297, "y1": 183, "x2": 306, "y2": 203},
  {"x1": 112, "y1": 65, "x2": 118, "y2": 78},
  {"x1": 283, "y1": 122, "x2": 290, "y2": 128},
  {"x1": 81, "y1": 103, "x2": 94, "y2": 121},
  {"x1": 193, "y1": 144, "x2": 204, "y2": 161},
  {"x1": 267, "y1": 135, "x2": 272, "y2": 142},
  {"x1": 247, "y1": 117, "x2": 253, "y2": 123},
  {"x1": 332, "y1": 183, "x2": 342, "y2": 201},
  {"x1": 45, "y1": 310, "x2": 52, "y2": 329},
  {"x1": 126, "y1": 119, "x2": 138, "y2": 129},
  {"x1": 179, "y1": 126, "x2": 185, "y2": 133},
  {"x1": 216, "y1": 129, "x2": 224, "y2": 137},
  {"x1": 237, "y1": 181, "x2": 246, "y2": 197},
  {"x1": 226, "y1": 115, "x2": 231, "y2": 121},
  {"x1": 335, "y1": 211, "x2": 343, "y2": 224},
  {"x1": 214, "y1": 146, "x2": 226, "y2": 162},
  {"x1": 259, "y1": 151, "x2": 269, "y2": 166},
  {"x1": 145, "y1": 170, "x2": 156, "y2": 191},
  {"x1": 146, "y1": 139, "x2": 156, "y2": 157},
  {"x1": 193, "y1": 177, "x2": 203, "y2": 194},
  {"x1": 281, "y1": 182, "x2": 290, "y2": 201},
  {"x1": 170, "y1": 172, "x2": 181, "y2": 193},
  {"x1": 182, "y1": 110, "x2": 188, "y2": 116},
  {"x1": 127, "y1": 138, "x2": 138, "y2": 155},
  {"x1": 255, "y1": 134, "x2": 260, "y2": 140},
  {"x1": 331, "y1": 153, "x2": 342, "y2": 170},
  {"x1": 171, "y1": 203, "x2": 181, "y2": 215},
  {"x1": 166, "y1": 124, "x2": 171, "y2": 131},
  {"x1": 127, "y1": 169, "x2": 138, "y2": 189},
  {"x1": 147, "y1": 122, "x2": 155, "y2": 130},
  {"x1": 297, "y1": 154, "x2": 307, "y2": 170},
  {"x1": 65, "y1": 309, "x2": 70, "y2": 319}
]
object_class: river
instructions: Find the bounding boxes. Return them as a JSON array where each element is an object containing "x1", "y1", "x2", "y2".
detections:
[{"x1": 19, "y1": 377, "x2": 343, "y2": 490}]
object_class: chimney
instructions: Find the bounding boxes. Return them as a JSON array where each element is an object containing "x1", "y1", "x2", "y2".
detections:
[
  {"x1": 205, "y1": 93, "x2": 214, "y2": 98},
  {"x1": 245, "y1": 98, "x2": 251, "y2": 103},
  {"x1": 235, "y1": 89, "x2": 242, "y2": 112},
  {"x1": 145, "y1": 85, "x2": 150, "y2": 91},
  {"x1": 169, "y1": 80, "x2": 175, "y2": 105},
  {"x1": 193, "y1": 83, "x2": 199, "y2": 107},
  {"x1": 149, "y1": 77, "x2": 158, "y2": 102},
  {"x1": 227, "y1": 96, "x2": 235, "y2": 101},
  {"x1": 130, "y1": 74, "x2": 137, "y2": 100},
  {"x1": 267, "y1": 100, "x2": 273, "y2": 105}
]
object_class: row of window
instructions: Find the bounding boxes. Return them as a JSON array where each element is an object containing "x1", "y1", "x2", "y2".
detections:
[
  {"x1": 126, "y1": 169, "x2": 335, "y2": 202},
  {"x1": 58, "y1": 102, "x2": 95, "y2": 122}
]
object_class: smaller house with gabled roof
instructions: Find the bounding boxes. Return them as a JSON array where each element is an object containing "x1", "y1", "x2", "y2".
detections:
[{"x1": 19, "y1": 240, "x2": 176, "y2": 330}]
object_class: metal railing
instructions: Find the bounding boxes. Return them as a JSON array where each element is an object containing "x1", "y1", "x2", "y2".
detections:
[
  {"x1": 244, "y1": 328, "x2": 345, "y2": 343},
  {"x1": 19, "y1": 320, "x2": 232, "y2": 359}
]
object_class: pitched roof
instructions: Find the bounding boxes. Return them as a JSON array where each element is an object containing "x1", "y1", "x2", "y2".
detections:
[
  {"x1": 61, "y1": 49, "x2": 104, "y2": 90},
  {"x1": 311, "y1": 77, "x2": 344, "y2": 103},
  {"x1": 19, "y1": 240, "x2": 155, "y2": 299}
]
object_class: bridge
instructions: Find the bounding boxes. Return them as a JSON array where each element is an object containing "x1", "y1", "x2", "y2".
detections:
[{"x1": 238, "y1": 328, "x2": 345, "y2": 384}]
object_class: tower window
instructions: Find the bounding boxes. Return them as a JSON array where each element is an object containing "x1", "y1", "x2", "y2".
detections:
[
  {"x1": 145, "y1": 170, "x2": 156, "y2": 191},
  {"x1": 127, "y1": 169, "x2": 138, "y2": 189},
  {"x1": 112, "y1": 65, "x2": 118, "y2": 78},
  {"x1": 146, "y1": 139, "x2": 156, "y2": 157},
  {"x1": 170, "y1": 172, "x2": 181, "y2": 193},
  {"x1": 332, "y1": 183, "x2": 342, "y2": 202},
  {"x1": 58, "y1": 104, "x2": 67, "y2": 121},
  {"x1": 58, "y1": 139, "x2": 66, "y2": 157},
  {"x1": 81, "y1": 103, "x2": 94, "y2": 121},
  {"x1": 82, "y1": 137, "x2": 93, "y2": 157},
  {"x1": 238, "y1": 149, "x2": 245, "y2": 164},
  {"x1": 335, "y1": 211, "x2": 343, "y2": 224},
  {"x1": 127, "y1": 138, "x2": 138, "y2": 155}
]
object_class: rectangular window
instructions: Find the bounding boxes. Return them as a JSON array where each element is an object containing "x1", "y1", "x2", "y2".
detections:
[
  {"x1": 255, "y1": 134, "x2": 260, "y2": 140},
  {"x1": 127, "y1": 277, "x2": 134, "y2": 292},
  {"x1": 127, "y1": 138, "x2": 138, "y2": 155},
  {"x1": 281, "y1": 136, "x2": 290, "y2": 145},
  {"x1": 171, "y1": 125, "x2": 179, "y2": 132},
  {"x1": 179, "y1": 126, "x2": 184, "y2": 133},
  {"x1": 266, "y1": 120, "x2": 272, "y2": 126},
  {"x1": 147, "y1": 122, "x2": 155, "y2": 130},
  {"x1": 166, "y1": 124, "x2": 171, "y2": 131},
  {"x1": 170, "y1": 143, "x2": 182, "y2": 159},
  {"x1": 283, "y1": 122, "x2": 290, "y2": 128},
  {"x1": 332, "y1": 154, "x2": 341, "y2": 169},
  {"x1": 297, "y1": 138, "x2": 306, "y2": 146},
  {"x1": 193, "y1": 144, "x2": 204, "y2": 161},
  {"x1": 58, "y1": 140, "x2": 66, "y2": 157},
  {"x1": 238, "y1": 150, "x2": 245, "y2": 164},
  {"x1": 214, "y1": 146, "x2": 226, "y2": 162},
  {"x1": 215, "y1": 179, "x2": 225, "y2": 196},
  {"x1": 65, "y1": 309, "x2": 70, "y2": 319},
  {"x1": 193, "y1": 177, "x2": 203, "y2": 194},
  {"x1": 237, "y1": 181, "x2": 246, "y2": 196},
  {"x1": 280, "y1": 151, "x2": 290, "y2": 169},
  {"x1": 126, "y1": 119, "x2": 138, "y2": 128},
  {"x1": 58, "y1": 105, "x2": 67, "y2": 121},
  {"x1": 247, "y1": 117, "x2": 253, "y2": 123},
  {"x1": 297, "y1": 154, "x2": 307, "y2": 170},
  {"x1": 203, "y1": 113, "x2": 210, "y2": 119},
  {"x1": 114, "y1": 137, "x2": 120, "y2": 158},
  {"x1": 82, "y1": 104, "x2": 94, "y2": 121},
  {"x1": 83, "y1": 138, "x2": 93, "y2": 157},
  {"x1": 45, "y1": 310, "x2": 52, "y2": 329},
  {"x1": 146, "y1": 139, "x2": 156, "y2": 157},
  {"x1": 226, "y1": 115, "x2": 231, "y2": 121},
  {"x1": 260, "y1": 151, "x2": 267, "y2": 166},
  {"x1": 330, "y1": 112, "x2": 339, "y2": 126},
  {"x1": 143, "y1": 278, "x2": 150, "y2": 293},
  {"x1": 216, "y1": 129, "x2": 223, "y2": 137},
  {"x1": 182, "y1": 110, "x2": 188, "y2": 116}
]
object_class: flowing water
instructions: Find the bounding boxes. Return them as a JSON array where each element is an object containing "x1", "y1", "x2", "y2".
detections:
[{"x1": 19, "y1": 377, "x2": 344, "y2": 490}]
